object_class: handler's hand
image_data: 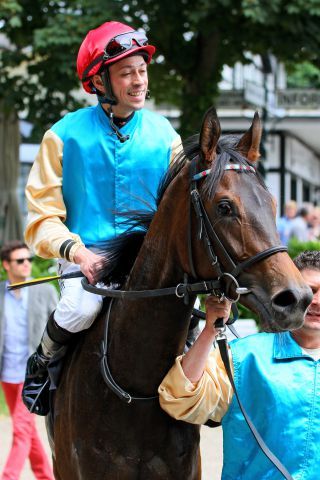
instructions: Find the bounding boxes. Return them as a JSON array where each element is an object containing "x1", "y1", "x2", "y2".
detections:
[
  {"x1": 204, "y1": 295, "x2": 232, "y2": 334},
  {"x1": 73, "y1": 246, "x2": 104, "y2": 284}
]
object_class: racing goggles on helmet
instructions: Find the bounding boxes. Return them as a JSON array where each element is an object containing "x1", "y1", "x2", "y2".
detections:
[{"x1": 103, "y1": 31, "x2": 149, "y2": 60}]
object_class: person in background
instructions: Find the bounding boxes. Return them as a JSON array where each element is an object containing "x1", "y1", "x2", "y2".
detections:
[
  {"x1": 0, "y1": 240, "x2": 57, "y2": 480},
  {"x1": 22, "y1": 20, "x2": 182, "y2": 415},
  {"x1": 288, "y1": 205, "x2": 312, "y2": 242},
  {"x1": 308, "y1": 206, "x2": 320, "y2": 241},
  {"x1": 277, "y1": 200, "x2": 297, "y2": 245},
  {"x1": 159, "y1": 250, "x2": 320, "y2": 480}
]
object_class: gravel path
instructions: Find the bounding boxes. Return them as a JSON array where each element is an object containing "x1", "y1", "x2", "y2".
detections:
[{"x1": 0, "y1": 414, "x2": 222, "y2": 479}]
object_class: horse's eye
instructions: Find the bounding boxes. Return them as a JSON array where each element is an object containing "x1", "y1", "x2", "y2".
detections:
[{"x1": 217, "y1": 201, "x2": 233, "y2": 216}]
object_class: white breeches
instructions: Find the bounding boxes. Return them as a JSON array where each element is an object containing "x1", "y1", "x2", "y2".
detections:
[{"x1": 54, "y1": 260, "x2": 104, "y2": 333}]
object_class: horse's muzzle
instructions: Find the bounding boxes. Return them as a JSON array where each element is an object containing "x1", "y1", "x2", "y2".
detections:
[{"x1": 270, "y1": 286, "x2": 313, "y2": 330}]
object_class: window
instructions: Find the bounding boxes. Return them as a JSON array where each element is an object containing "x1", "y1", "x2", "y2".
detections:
[{"x1": 290, "y1": 176, "x2": 297, "y2": 201}]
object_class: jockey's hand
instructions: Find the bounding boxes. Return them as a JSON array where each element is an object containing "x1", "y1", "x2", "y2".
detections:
[
  {"x1": 204, "y1": 295, "x2": 232, "y2": 335},
  {"x1": 73, "y1": 246, "x2": 104, "y2": 284}
]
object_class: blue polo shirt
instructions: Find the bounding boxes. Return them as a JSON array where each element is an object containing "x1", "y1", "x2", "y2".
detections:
[
  {"x1": 1, "y1": 283, "x2": 29, "y2": 383},
  {"x1": 221, "y1": 332, "x2": 320, "y2": 479}
]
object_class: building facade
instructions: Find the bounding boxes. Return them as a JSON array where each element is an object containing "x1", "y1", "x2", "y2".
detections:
[{"x1": 19, "y1": 55, "x2": 320, "y2": 223}]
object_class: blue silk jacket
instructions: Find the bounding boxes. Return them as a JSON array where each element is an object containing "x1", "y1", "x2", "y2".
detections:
[
  {"x1": 51, "y1": 104, "x2": 179, "y2": 247},
  {"x1": 221, "y1": 332, "x2": 320, "y2": 480}
]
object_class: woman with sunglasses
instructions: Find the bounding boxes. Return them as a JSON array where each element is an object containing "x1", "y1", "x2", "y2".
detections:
[{"x1": 22, "y1": 21, "x2": 181, "y2": 415}]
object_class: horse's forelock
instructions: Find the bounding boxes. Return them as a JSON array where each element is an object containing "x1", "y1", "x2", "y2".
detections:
[{"x1": 202, "y1": 134, "x2": 267, "y2": 198}]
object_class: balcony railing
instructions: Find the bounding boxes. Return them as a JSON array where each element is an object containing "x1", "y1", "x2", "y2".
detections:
[{"x1": 217, "y1": 88, "x2": 320, "y2": 110}]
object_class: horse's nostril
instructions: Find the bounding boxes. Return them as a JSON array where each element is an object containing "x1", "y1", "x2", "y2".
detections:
[{"x1": 272, "y1": 290, "x2": 298, "y2": 310}]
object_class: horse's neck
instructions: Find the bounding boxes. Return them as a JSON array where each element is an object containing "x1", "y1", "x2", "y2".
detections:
[{"x1": 107, "y1": 183, "x2": 194, "y2": 393}]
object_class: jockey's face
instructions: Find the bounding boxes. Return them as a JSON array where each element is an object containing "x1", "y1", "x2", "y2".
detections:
[{"x1": 108, "y1": 55, "x2": 148, "y2": 117}]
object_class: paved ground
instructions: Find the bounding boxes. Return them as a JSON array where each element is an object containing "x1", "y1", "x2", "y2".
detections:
[{"x1": 0, "y1": 414, "x2": 223, "y2": 479}]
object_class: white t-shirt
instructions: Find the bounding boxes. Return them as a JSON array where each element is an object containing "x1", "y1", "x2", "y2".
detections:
[{"x1": 301, "y1": 347, "x2": 320, "y2": 361}]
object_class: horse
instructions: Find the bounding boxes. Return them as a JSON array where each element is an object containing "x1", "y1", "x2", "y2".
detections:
[{"x1": 49, "y1": 107, "x2": 312, "y2": 480}]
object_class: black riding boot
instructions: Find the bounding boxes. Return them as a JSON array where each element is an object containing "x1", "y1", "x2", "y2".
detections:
[{"x1": 22, "y1": 313, "x2": 74, "y2": 416}]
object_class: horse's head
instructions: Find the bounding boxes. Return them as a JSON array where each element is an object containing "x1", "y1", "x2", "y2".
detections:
[{"x1": 190, "y1": 107, "x2": 312, "y2": 332}]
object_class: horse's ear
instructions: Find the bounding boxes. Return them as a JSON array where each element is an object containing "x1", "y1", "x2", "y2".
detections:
[
  {"x1": 237, "y1": 112, "x2": 262, "y2": 163},
  {"x1": 200, "y1": 106, "x2": 221, "y2": 165}
]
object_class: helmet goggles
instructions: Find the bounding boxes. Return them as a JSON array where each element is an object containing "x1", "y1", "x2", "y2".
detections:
[{"x1": 103, "y1": 31, "x2": 149, "y2": 61}]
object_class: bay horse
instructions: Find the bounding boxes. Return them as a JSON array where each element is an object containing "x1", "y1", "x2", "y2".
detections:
[{"x1": 49, "y1": 107, "x2": 312, "y2": 480}]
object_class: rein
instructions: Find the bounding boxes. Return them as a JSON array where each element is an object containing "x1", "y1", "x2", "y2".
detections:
[{"x1": 100, "y1": 298, "x2": 159, "y2": 403}]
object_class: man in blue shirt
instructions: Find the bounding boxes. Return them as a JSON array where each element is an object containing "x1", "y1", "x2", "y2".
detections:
[
  {"x1": 160, "y1": 250, "x2": 320, "y2": 479},
  {"x1": 0, "y1": 240, "x2": 57, "y2": 480}
]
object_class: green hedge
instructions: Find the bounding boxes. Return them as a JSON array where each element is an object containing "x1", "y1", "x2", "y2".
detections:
[
  {"x1": 0, "y1": 386, "x2": 8, "y2": 416},
  {"x1": 287, "y1": 238, "x2": 320, "y2": 259}
]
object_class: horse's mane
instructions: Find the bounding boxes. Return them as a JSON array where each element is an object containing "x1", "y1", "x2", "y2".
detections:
[{"x1": 98, "y1": 133, "x2": 266, "y2": 285}]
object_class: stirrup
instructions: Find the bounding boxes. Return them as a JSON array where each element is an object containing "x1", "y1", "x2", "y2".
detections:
[
  {"x1": 29, "y1": 378, "x2": 50, "y2": 415},
  {"x1": 22, "y1": 353, "x2": 51, "y2": 416}
]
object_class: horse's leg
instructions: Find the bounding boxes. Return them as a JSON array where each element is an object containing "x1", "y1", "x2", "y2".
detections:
[
  {"x1": 53, "y1": 459, "x2": 62, "y2": 480},
  {"x1": 197, "y1": 451, "x2": 202, "y2": 479}
]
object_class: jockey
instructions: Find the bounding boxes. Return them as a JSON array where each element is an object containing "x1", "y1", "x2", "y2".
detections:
[{"x1": 22, "y1": 20, "x2": 181, "y2": 415}]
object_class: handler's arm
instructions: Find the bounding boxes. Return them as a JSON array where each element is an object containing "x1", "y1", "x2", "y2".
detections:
[{"x1": 159, "y1": 297, "x2": 233, "y2": 424}]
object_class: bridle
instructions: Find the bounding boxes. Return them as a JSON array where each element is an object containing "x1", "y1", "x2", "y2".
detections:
[{"x1": 187, "y1": 157, "x2": 287, "y2": 303}]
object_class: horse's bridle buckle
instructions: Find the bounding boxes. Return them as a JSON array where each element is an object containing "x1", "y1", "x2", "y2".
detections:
[{"x1": 175, "y1": 283, "x2": 185, "y2": 298}]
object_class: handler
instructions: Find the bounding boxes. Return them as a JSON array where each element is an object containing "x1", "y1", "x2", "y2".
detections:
[
  {"x1": 159, "y1": 250, "x2": 320, "y2": 480},
  {"x1": 22, "y1": 20, "x2": 181, "y2": 415}
]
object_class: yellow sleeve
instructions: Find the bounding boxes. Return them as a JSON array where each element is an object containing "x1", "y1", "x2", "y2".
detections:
[
  {"x1": 170, "y1": 135, "x2": 183, "y2": 165},
  {"x1": 24, "y1": 130, "x2": 84, "y2": 260},
  {"x1": 158, "y1": 349, "x2": 233, "y2": 424}
]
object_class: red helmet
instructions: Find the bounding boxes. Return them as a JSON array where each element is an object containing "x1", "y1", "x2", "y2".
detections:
[{"x1": 77, "y1": 21, "x2": 156, "y2": 94}]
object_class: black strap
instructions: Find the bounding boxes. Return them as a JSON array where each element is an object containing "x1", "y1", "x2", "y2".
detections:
[
  {"x1": 81, "y1": 277, "x2": 222, "y2": 299},
  {"x1": 100, "y1": 299, "x2": 158, "y2": 403},
  {"x1": 230, "y1": 245, "x2": 288, "y2": 278},
  {"x1": 217, "y1": 338, "x2": 294, "y2": 480},
  {"x1": 188, "y1": 160, "x2": 198, "y2": 279}
]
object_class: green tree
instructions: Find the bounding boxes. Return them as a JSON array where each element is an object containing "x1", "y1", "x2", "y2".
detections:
[
  {"x1": 1, "y1": 0, "x2": 320, "y2": 139},
  {"x1": 287, "y1": 61, "x2": 320, "y2": 88}
]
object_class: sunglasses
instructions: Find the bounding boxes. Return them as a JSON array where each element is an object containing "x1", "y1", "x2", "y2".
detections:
[
  {"x1": 103, "y1": 31, "x2": 149, "y2": 60},
  {"x1": 9, "y1": 257, "x2": 34, "y2": 265}
]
